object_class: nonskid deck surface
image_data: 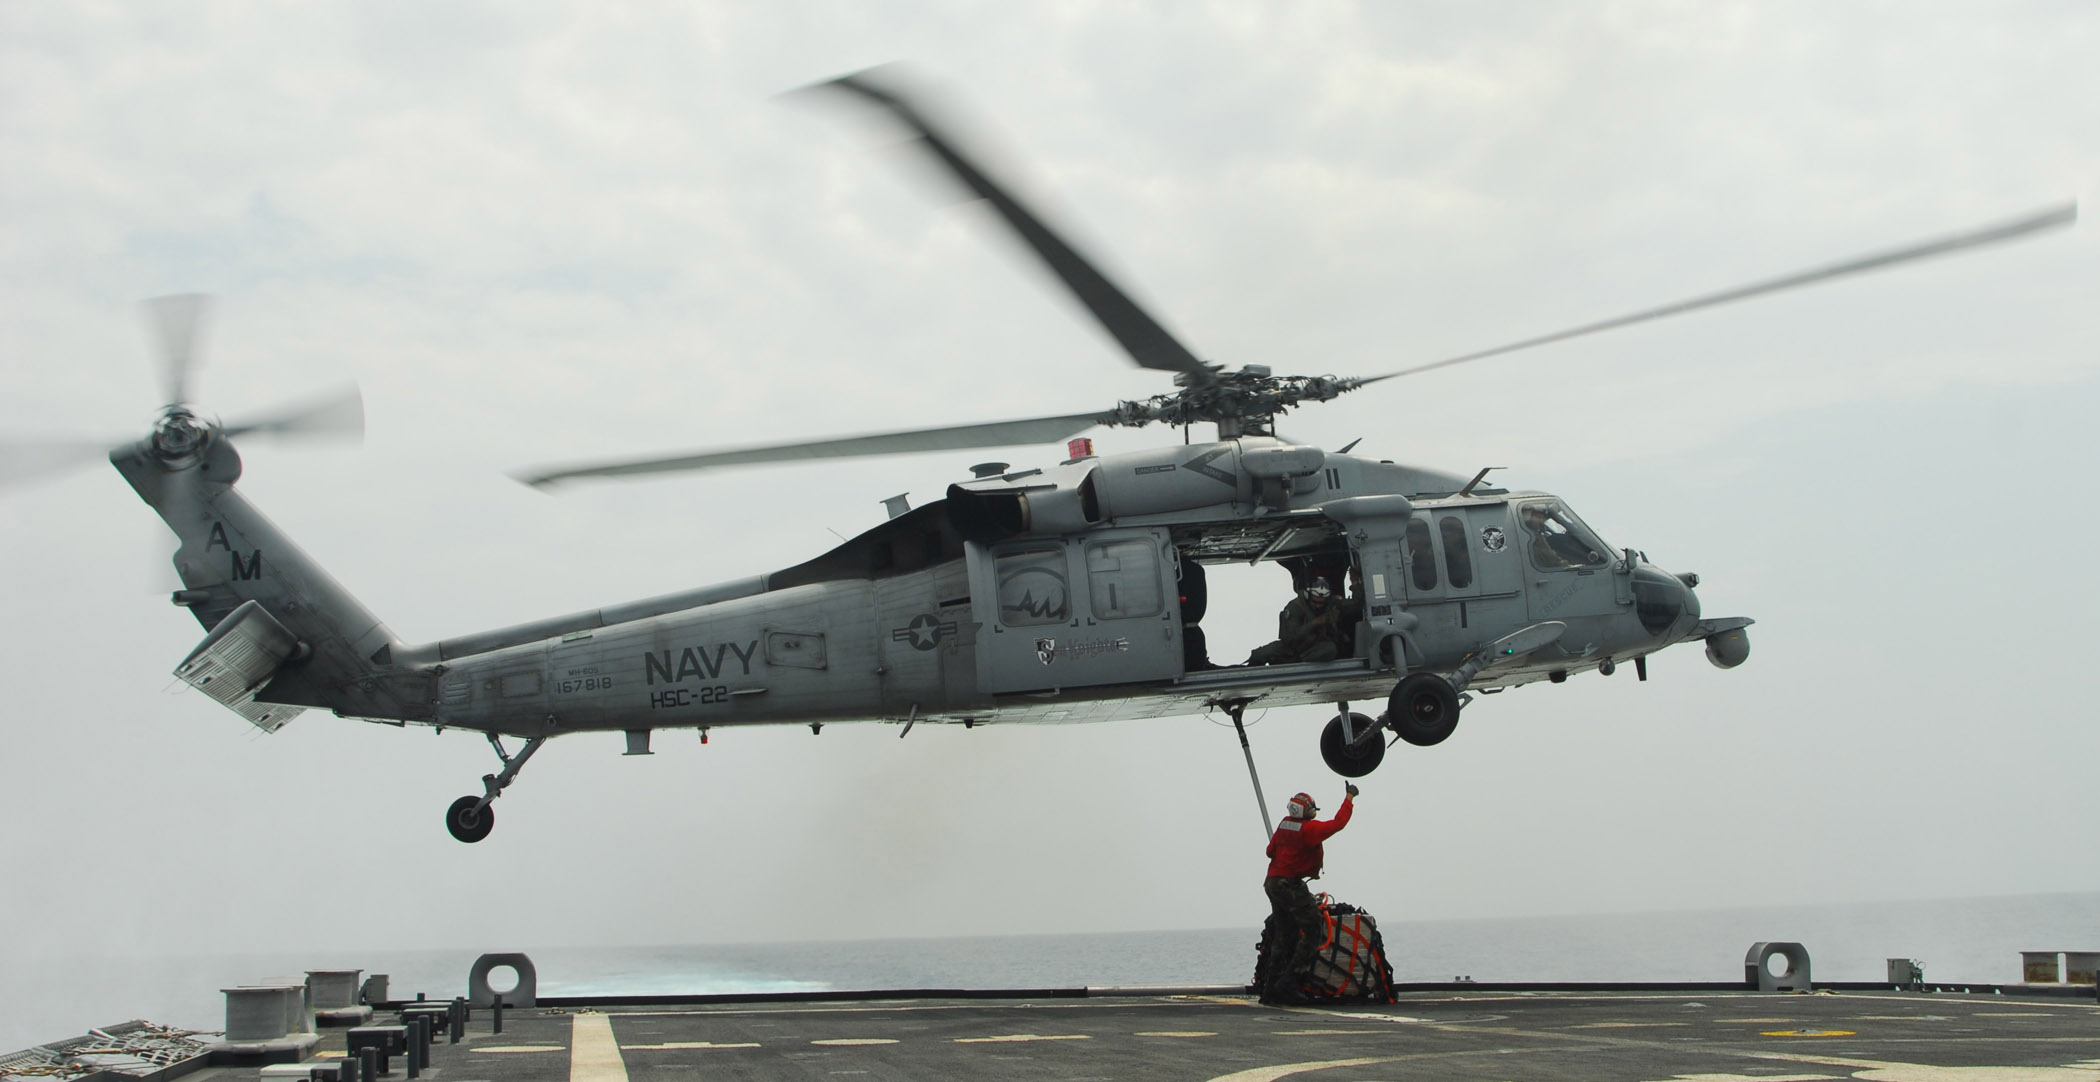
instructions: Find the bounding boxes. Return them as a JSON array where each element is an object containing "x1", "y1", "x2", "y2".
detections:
[{"x1": 176, "y1": 989, "x2": 2099, "y2": 1082}]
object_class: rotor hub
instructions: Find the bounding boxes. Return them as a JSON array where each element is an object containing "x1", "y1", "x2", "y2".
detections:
[
  {"x1": 152, "y1": 408, "x2": 212, "y2": 460},
  {"x1": 1112, "y1": 368, "x2": 1362, "y2": 434}
]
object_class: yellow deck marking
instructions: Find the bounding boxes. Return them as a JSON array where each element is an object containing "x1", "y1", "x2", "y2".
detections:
[
  {"x1": 571, "y1": 1012, "x2": 630, "y2": 1082},
  {"x1": 619, "y1": 1042, "x2": 759, "y2": 1050},
  {"x1": 953, "y1": 1033, "x2": 1091, "y2": 1043},
  {"x1": 1201, "y1": 1057, "x2": 1400, "y2": 1082},
  {"x1": 811, "y1": 1039, "x2": 899, "y2": 1046},
  {"x1": 1137, "y1": 1031, "x2": 1217, "y2": 1037},
  {"x1": 473, "y1": 1045, "x2": 566, "y2": 1053}
]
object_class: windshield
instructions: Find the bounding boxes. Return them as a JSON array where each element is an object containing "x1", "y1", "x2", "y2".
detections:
[{"x1": 1517, "y1": 499, "x2": 1612, "y2": 571}]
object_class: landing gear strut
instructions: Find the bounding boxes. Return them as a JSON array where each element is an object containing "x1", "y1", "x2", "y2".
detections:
[{"x1": 446, "y1": 734, "x2": 546, "y2": 844}]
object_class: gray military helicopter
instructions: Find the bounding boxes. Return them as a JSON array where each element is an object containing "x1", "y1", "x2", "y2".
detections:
[{"x1": 25, "y1": 71, "x2": 2072, "y2": 842}]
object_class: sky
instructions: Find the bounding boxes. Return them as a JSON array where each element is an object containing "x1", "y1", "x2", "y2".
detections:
[{"x1": 2, "y1": 0, "x2": 2096, "y2": 1035}]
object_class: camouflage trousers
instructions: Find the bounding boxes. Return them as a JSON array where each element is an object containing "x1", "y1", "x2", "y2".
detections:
[{"x1": 1262, "y1": 875, "x2": 1323, "y2": 994}]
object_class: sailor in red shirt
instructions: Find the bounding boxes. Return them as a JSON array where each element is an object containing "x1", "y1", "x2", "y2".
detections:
[{"x1": 1260, "y1": 783, "x2": 1357, "y2": 1004}]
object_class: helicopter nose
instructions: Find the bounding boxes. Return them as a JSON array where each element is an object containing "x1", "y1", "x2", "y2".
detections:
[{"x1": 1632, "y1": 563, "x2": 1699, "y2": 636}]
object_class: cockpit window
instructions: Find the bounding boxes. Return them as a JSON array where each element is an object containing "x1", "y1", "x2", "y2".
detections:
[{"x1": 1517, "y1": 500, "x2": 1611, "y2": 572}]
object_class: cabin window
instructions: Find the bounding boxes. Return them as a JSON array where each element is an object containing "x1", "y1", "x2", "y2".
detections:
[
  {"x1": 1085, "y1": 539, "x2": 1164, "y2": 620},
  {"x1": 1405, "y1": 518, "x2": 1438, "y2": 591},
  {"x1": 1439, "y1": 515, "x2": 1474, "y2": 589},
  {"x1": 995, "y1": 547, "x2": 1070, "y2": 627}
]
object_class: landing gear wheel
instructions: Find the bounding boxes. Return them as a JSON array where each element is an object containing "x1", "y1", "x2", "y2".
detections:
[
  {"x1": 446, "y1": 796, "x2": 494, "y2": 844},
  {"x1": 1388, "y1": 673, "x2": 1461, "y2": 747},
  {"x1": 1319, "y1": 713, "x2": 1386, "y2": 777}
]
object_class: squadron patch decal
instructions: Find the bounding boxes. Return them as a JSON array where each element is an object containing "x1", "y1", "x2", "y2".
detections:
[{"x1": 1480, "y1": 526, "x2": 1507, "y2": 552}]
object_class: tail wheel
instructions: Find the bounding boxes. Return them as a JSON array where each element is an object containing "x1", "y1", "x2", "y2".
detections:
[
  {"x1": 446, "y1": 795, "x2": 494, "y2": 844},
  {"x1": 1387, "y1": 673, "x2": 1461, "y2": 747},
  {"x1": 1319, "y1": 713, "x2": 1385, "y2": 777}
]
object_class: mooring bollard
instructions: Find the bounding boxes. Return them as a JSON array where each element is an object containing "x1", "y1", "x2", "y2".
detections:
[
  {"x1": 358, "y1": 1046, "x2": 378, "y2": 1082},
  {"x1": 449, "y1": 997, "x2": 465, "y2": 1043},
  {"x1": 223, "y1": 985, "x2": 305, "y2": 1041},
  {"x1": 405, "y1": 1019, "x2": 422, "y2": 1080},
  {"x1": 420, "y1": 1013, "x2": 434, "y2": 1060},
  {"x1": 492, "y1": 993, "x2": 504, "y2": 1035}
]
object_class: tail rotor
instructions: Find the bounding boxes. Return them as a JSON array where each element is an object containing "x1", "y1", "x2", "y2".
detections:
[{"x1": 0, "y1": 294, "x2": 364, "y2": 491}]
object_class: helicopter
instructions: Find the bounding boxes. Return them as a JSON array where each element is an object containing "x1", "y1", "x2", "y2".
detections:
[{"x1": 22, "y1": 70, "x2": 2072, "y2": 843}]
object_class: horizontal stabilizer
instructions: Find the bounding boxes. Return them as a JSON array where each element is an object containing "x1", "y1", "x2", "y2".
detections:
[{"x1": 174, "y1": 599, "x2": 309, "y2": 733}]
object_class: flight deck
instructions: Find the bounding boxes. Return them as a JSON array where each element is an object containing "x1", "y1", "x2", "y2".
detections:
[{"x1": 14, "y1": 983, "x2": 2099, "y2": 1082}]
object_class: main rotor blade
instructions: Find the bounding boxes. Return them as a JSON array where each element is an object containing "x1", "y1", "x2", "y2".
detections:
[
  {"x1": 1362, "y1": 201, "x2": 2077, "y2": 385},
  {"x1": 221, "y1": 386, "x2": 365, "y2": 442},
  {"x1": 516, "y1": 409, "x2": 1116, "y2": 488},
  {"x1": 820, "y1": 69, "x2": 1216, "y2": 388},
  {"x1": 145, "y1": 293, "x2": 211, "y2": 406},
  {"x1": 0, "y1": 438, "x2": 120, "y2": 490}
]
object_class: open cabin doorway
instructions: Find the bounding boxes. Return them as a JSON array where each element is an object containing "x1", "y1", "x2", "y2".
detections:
[{"x1": 1174, "y1": 519, "x2": 1364, "y2": 671}]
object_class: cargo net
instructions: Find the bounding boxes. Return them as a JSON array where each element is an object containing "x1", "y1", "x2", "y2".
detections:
[
  {"x1": 1254, "y1": 896, "x2": 1397, "y2": 1004},
  {"x1": 0, "y1": 1023, "x2": 213, "y2": 1081}
]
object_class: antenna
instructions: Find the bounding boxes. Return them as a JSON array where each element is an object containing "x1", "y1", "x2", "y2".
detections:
[{"x1": 1456, "y1": 467, "x2": 1505, "y2": 497}]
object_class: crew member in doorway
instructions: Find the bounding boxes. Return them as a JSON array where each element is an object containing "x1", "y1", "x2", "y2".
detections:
[
  {"x1": 1261, "y1": 784, "x2": 1358, "y2": 1005},
  {"x1": 1247, "y1": 577, "x2": 1341, "y2": 665}
]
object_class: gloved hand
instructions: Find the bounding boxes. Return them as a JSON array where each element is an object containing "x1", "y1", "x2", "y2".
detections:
[{"x1": 1344, "y1": 782, "x2": 1360, "y2": 798}]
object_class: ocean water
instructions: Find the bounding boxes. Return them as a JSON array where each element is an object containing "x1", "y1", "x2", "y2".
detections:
[{"x1": 2, "y1": 890, "x2": 2092, "y2": 1053}]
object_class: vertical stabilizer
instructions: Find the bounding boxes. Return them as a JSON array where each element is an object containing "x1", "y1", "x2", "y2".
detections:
[{"x1": 113, "y1": 435, "x2": 435, "y2": 725}]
